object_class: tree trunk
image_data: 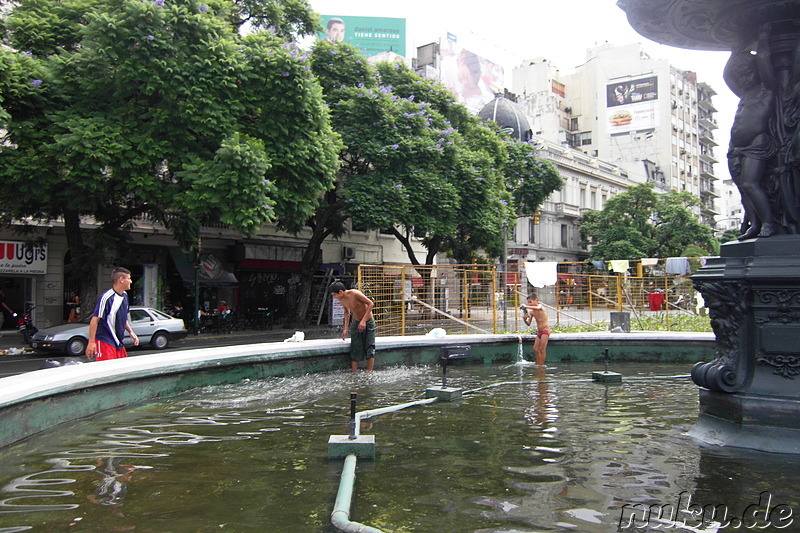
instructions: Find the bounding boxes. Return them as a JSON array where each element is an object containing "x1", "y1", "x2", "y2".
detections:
[
  {"x1": 63, "y1": 209, "x2": 99, "y2": 320},
  {"x1": 284, "y1": 205, "x2": 340, "y2": 328}
]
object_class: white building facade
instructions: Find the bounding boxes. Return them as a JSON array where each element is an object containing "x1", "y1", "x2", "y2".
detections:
[
  {"x1": 506, "y1": 137, "x2": 637, "y2": 265},
  {"x1": 512, "y1": 43, "x2": 721, "y2": 227}
]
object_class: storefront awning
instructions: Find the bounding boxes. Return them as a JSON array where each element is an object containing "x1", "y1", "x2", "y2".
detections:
[{"x1": 170, "y1": 248, "x2": 239, "y2": 287}]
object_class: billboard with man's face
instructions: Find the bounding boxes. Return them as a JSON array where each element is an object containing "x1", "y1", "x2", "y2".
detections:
[
  {"x1": 439, "y1": 34, "x2": 504, "y2": 112},
  {"x1": 319, "y1": 15, "x2": 406, "y2": 58}
]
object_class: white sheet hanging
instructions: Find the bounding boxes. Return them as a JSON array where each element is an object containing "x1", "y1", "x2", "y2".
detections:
[{"x1": 524, "y1": 261, "x2": 558, "y2": 288}]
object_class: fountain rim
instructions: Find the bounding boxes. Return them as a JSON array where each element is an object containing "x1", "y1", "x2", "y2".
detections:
[{"x1": 0, "y1": 332, "x2": 715, "y2": 449}]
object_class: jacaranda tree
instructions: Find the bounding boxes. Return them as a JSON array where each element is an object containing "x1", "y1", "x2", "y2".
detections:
[{"x1": 284, "y1": 41, "x2": 560, "y2": 325}]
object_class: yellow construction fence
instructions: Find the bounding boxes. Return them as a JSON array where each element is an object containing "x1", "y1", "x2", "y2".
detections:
[{"x1": 357, "y1": 259, "x2": 706, "y2": 336}]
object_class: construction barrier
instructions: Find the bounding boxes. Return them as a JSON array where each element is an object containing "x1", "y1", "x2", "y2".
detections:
[{"x1": 356, "y1": 259, "x2": 706, "y2": 336}]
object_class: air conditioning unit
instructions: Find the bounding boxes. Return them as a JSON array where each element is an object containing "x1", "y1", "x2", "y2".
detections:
[{"x1": 342, "y1": 246, "x2": 356, "y2": 260}]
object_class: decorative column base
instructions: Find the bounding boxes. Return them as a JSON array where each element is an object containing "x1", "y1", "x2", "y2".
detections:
[
  {"x1": 690, "y1": 389, "x2": 800, "y2": 454},
  {"x1": 691, "y1": 236, "x2": 800, "y2": 453}
]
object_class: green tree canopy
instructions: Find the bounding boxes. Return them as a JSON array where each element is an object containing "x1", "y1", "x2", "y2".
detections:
[
  {"x1": 317, "y1": 50, "x2": 561, "y2": 264},
  {"x1": 281, "y1": 42, "x2": 560, "y2": 325},
  {"x1": 580, "y1": 183, "x2": 714, "y2": 260},
  {"x1": 0, "y1": 0, "x2": 340, "y2": 292}
]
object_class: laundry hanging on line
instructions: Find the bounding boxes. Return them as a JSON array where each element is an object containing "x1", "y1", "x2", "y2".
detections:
[
  {"x1": 524, "y1": 261, "x2": 558, "y2": 288},
  {"x1": 608, "y1": 260, "x2": 630, "y2": 273},
  {"x1": 666, "y1": 257, "x2": 690, "y2": 275}
]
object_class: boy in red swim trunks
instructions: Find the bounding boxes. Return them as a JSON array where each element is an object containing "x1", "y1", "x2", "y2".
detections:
[{"x1": 522, "y1": 293, "x2": 550, "y2": 365}]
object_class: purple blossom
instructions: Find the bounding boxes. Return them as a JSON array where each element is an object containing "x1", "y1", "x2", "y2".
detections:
[
  {"x1": 199, "y1": 5, "x2": 208, "y2": 11},
  {"x1": 146, "y1": 34, "x2": 154, "y2": 40},
  {"x1": 391, "y1": 144, "x2": 399, "y2": 149},
  {"x1": 395, "y1": 184, "x2": 403, "y2": 189},
  {"x1": 31, "y1": 79, "x2": 42, "y2": 88},
  {"x1": 282, "y1": 71, "x2": 290, "y2": 77},
  {"x1": 407, "y1": 95, "x2": 415, "y2": 101},
  {"x1": 152, "y1": 0, "x2": 165, "y2": 7},
  {"x1": 24, "y1": 51, "x2": 32, "y2": 56}
]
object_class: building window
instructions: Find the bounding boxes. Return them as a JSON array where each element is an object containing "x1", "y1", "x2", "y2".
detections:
[
  {"x1": 560, "y1": 224, "x2": 568, "y2": 248},
  {"x1": 528, "y1": 219, "x2": 536, "y2": 244}
]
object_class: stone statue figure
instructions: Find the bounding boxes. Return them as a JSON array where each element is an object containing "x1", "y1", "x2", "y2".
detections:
[
  {"x1": 781, "y1": 27, "x2": 800, "y2": 229},
  {"x1": 725, "y1": 25, "x2": 780, "y2": 240},
  {"x1": 724, "y1": 23, "x2": 800, "y2": 239}
]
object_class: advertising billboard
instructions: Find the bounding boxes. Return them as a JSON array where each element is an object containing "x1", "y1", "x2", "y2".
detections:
[
  {"x1": 606, "y1": 76, "x2": 659, "y2": 134},
  {"x1": 439, "y1": 34, "x2": 504, "y2": 112},
  {"x1": 319, "y1": 15, "x2": 406, "y2": 58}
]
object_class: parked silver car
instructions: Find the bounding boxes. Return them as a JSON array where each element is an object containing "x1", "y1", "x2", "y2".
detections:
[{"x1": 30, "y1": 307, "x2": 188, "y2": 356}]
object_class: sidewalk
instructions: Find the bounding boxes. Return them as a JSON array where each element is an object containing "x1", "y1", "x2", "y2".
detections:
[{"x1": 0, "y1": 323, "x2": 342, "y2": 352}]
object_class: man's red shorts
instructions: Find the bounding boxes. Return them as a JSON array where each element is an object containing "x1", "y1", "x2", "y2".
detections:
[{"x1": 95, "y1": 340, "x2": 128, "y2": 361}]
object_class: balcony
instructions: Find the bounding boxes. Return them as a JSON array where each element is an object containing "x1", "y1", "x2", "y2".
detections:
[
  {"x1": 700, "y1": 183, "x2": 720, "y2": 198},
  {"x1": 698, "y1": 99, "x2": 717, "y2": 113},
  {"x1": 699, "y1": 131, "x2": 717, "y2": 146},
  {"x1": 555, "y1": 202, "x2": 581, "y2": 218},
  {"x1": 698, "y1": 115, "x2": 718, "y2": 130},
  {"x1": 699, "y1": 151, "x2": 718, "y2": 164}
]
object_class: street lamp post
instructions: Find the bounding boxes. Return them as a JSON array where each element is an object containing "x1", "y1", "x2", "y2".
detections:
[{"x1": 194, "y1": 237, "x2": 202, "y2": 335}]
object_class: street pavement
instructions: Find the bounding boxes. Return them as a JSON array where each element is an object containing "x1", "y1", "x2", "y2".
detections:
[{"x1": 0, "y1": 324, "x2": 342, "y2": 378}]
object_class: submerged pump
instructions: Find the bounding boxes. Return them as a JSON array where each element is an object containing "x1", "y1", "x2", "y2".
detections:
[
  {"x1": 426, "y1": 345, "x2": 470, "y2": 401},
  {"x1": 592, "y1": 348, "x2": 622, "y2": 383}
]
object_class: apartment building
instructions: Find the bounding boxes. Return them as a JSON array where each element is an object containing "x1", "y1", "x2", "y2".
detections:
[{"x1": 512, "y1": 43, "x2": 721, "y2": 226}]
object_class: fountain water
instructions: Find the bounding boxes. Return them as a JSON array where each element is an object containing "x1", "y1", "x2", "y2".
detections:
[{"x1": 0, "y1": 363, "x2": 796, "y2": 532}]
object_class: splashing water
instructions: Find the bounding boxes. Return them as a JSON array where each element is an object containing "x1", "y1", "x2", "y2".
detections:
[{"x1": 515, "y1": 338, "x2": 533, "y2": 365}]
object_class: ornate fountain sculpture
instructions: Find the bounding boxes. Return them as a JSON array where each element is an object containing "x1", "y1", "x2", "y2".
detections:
[{"x1": 619, "y1": 0, "x2": 800, "y2": 453}]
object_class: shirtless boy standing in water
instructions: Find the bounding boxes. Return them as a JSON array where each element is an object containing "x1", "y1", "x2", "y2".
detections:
[
  {"x1": 329, "y1": 281, "x2": 376, "y2": 372},
  {"x1": 522, "y1": 293, "x2": 550, "y2": 365}
]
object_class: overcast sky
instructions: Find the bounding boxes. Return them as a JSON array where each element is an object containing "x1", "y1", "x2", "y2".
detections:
[{"x1": 310, "y1": 0, "x2": 735, "y2": 184}]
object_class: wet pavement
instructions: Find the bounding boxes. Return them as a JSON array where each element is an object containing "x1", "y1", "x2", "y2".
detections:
[{"x1": 0, "y1": 324, "x2": 342, "y2": 378}]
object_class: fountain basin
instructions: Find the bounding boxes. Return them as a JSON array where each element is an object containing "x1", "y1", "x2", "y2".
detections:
[{"x1": 0, "y1": 332, "x2": 714, "y2": 449}]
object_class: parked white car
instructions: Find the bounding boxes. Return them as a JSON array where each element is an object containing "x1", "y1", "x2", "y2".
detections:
[{"x1": 30, "y1": 307, "x2": 188, "y2": 356}]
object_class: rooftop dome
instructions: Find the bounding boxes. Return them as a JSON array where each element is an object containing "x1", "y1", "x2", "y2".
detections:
[{"x1": 477, "y1": 94, "x2": 533, "y2": 142}]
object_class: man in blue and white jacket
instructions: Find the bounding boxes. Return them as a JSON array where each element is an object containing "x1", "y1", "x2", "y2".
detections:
[{"x1": 86, "y1": 267, "x2": 139, "y2": 361}]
